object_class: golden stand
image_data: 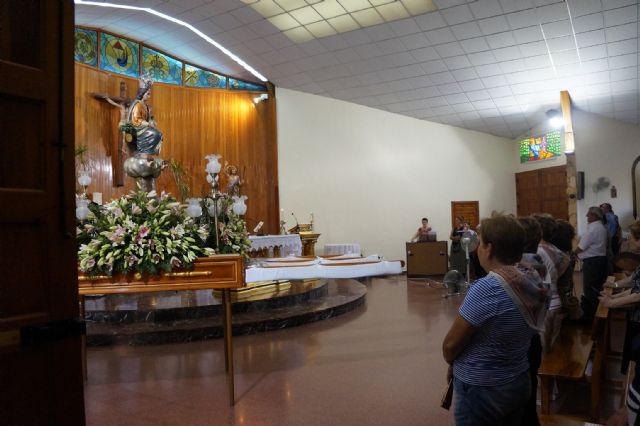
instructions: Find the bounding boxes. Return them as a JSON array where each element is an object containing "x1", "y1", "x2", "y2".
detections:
[{"x1": 288, "y1": 223, "x2": 320, "y2": 256}]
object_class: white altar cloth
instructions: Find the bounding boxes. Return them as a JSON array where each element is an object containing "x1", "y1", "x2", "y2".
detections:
[
  {"x1": 245, "y1": 255, "x2": 402, "y2": 283},
  {"x1": 324, "y1": 243, "x2": 361, "y2": 256},
  {"x1": 249, "y1": 234, "x2": 302, "y2": 256}
]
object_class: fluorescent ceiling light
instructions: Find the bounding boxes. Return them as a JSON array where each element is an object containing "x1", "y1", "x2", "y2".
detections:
[{"x1": 74, "y1": 0, "x2": 267, "y2": 82}]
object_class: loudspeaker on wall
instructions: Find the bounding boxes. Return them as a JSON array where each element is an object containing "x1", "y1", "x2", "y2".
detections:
[{"x1": 576, "y1": 171, "x2": 585, "y2": 200}]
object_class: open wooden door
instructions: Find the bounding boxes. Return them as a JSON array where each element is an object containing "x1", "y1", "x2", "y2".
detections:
[{"x1": 0, "y1": 1, "x2": 85, "y2": 424}]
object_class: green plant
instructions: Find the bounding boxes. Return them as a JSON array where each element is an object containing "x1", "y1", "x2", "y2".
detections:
[{"x1": 169, "y1": 159, "x2": 191, "y2": 202}]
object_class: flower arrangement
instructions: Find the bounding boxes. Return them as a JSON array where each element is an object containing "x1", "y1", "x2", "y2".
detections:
[
  {"x1": 77, "y1": 191, "x2": 214, "y2": 276},
  {"x1": 209, "y1": 194, "x2": 252, "y2": 257}
]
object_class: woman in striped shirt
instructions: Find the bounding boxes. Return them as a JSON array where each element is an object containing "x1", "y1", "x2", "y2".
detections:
[{"x1": 443, "y1": 215, "x2": 550, "y2": 426}]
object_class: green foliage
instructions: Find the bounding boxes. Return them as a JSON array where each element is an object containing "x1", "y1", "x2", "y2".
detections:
[
  {"x1": 169, "y1": 159, "x2": 191, "y2": 202},
  {"x1": 77, "y1": 191, "x2": 213, "y2": 276}
]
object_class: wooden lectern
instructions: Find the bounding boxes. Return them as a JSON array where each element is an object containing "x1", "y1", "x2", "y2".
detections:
[
  {"x1": 406, "y1": 241, "x2": 448, "y2": 277},
  {"x1": 288, "y1": 223, "x2": 320, "y2": 256}
]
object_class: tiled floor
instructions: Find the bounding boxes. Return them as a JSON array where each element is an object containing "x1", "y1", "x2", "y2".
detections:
[{"x1": 84, "y1": 274, "x2": 621, "y2": 425}]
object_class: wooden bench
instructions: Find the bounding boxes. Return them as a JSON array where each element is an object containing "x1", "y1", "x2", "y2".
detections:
[{"x1": 538, "y1": 286, "x2": 612, "y2": 422}]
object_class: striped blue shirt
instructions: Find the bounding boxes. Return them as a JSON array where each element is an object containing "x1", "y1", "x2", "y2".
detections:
[{"x1": 453, "y1": 273, "x2": 536, "y2": 386}]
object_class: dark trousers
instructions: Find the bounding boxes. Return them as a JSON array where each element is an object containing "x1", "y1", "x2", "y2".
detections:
[
  {"x1": 523, "y1": 334, "x2": 542, "y2": 426},
  {"x1": 580, "y1": 256, "x2": 608, "y2": 320}
]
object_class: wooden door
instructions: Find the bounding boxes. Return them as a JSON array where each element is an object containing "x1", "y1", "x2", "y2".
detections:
[
  {"x1": 516, "y1": 165, "x2": 568, "y2": 220},
  {"x1": 451, "y1": 201, "x2": 479, "y2": 230},
  {"x1": 0, "y1": 1, "x2": 85, "y2": 424}
]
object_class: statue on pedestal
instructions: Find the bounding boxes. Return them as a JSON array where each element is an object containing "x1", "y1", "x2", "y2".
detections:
[
  {"x1": 122, "y1": 77, "x2": 165, "y2": 192},
  {"x1": 224, "y1": 163, "x2": 243, "y2": 197}
]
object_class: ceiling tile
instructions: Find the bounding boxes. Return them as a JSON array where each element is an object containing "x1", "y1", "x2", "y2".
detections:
[
  {"x1": 468, "y1": 51, "x2": 497, "y2": 66},
  {"x1": 437, "y1": 82, "x2": 463, "y2": 94},
  {"x1": 388, "y1": 18, "x2": 422, "y2": 36},
  {"x1": 451, "y1": 21, "x2": 483, "y2": 40},
  {"x1": 605, "y1": 22, "x2": 638, "y2": 43},
  {"x1": 445, "y1": 92, "x2": 470, "y2": 104},
  {"x1": 579, "y1": 44, "x2": 608, "y2": 61},
  {"x1": 451, "y1": 67, "x2": 479, "y2": 81},
  {"x1": 467, "y1": 89, "x2": 492, "y2": 100},
  {"x1": 499, "y1": 58, "x2": 527, "y2": 73},
  {"x1": 460, "y1": 37, "x2": 491, "y2": 53},
  {"x1": 376, "y1": 38, "x2": 408, "y2": 55},
  {"x1": 608, "y1": 53, "x2": 637, "y2": 70},
  {"x1": 611, "y1": 79, "x2": 637, "y2": 94},
  {"x1": 535, "y1": 2, "x2": 570, "y2": 23},
  {"x1": 608, "y1": 39, "x2": 638, "y2": 57},
  {"x1": 429, "y1": 71, "x2": 456, "y2": 84},
  {"x1": 399, "y1": 33, "x2": 431, "y2": 50},
  {"x1": 566, "y1": 0, "x2": 602, "y2": 18},
  {"x1": 389, "y1": 51, "x2": 418, "y2": 66},
  {"x1": 523, "y1": 54, "x2": 552, "y2": 69},
  {"x1": 486, "y1": 31, "x2": 517, "y2": 49},
  {"x1": 444, "y1": 55, "x2": 472, "y2": 69},
  {"x1": 610, "y1": 66, "x2": 638, "y2": 82},
  {"x1": 542, "y1": 20, "x2": 573, "y2": 38},
  {"x1": 425, "y1": 27, "x2": 457, "y2": 44},
  {"x1": 420, "y1": 60, "x2": 447, "y2": 74},
  {"x1": 452, "y1": 102, "x2": 477, "y2": 112},
  {"x1": 493, "y1": 45, "x2": 522, "y2": 61},
  {"x1": 518, "y1": 40, "x2": 550, "y2": 57},
  {"x1": 414, "y1": 11, "x2": 448, "y2": 31},
  {"x1": 482, "y1": 74, "x2": 509, "y2": 88},
  {"x1": 458, "y1": 78, "x2": 485, "y2": 91},
  {"x1": 513, "y1": 26, "x2": 543, "y2": 43},
  {"x1": 434, "y1": 41, "x2": 465, "y2": 58},
  {"x1": 604, "y1": 5, "x2": 638, "y2": 27},
  {"x1": 472, "y1": 99, "x2": 497, "y2": 109},
  {"x1": 411, "y1": 46, "x2": 440, "y2": 62},
  {"x1": 603, "y1": 0, "x2": 639, "y2": 10},
  {"x1": 475, "y1": 63, "x2": 503, "y2": 77},
  {"x1": 363, "y1": 23, "x2": 397, "y2": 42},
  {"x1": 546, "y1": 35, "x2": 577, "y2": 52},
  {"x1": 469, "y1": 0, "x2": 504, "y2": 20},
  {"x1": 572, "y1": 13, "x2": 604, "y2": 33},
  {"x1": 478, "y1": 16, "x2": 511, "y2": 35},
  {"x1": 342, "y1": 30, "x2": 373, "y2": 46},
  {"x1": 575, "y1": 29, "x2": 606, "y2": 48},
  {"x1": 551, "y1": 50, "x2": 580, "y2": 65},
  {"x1": 506, "y1": 9, "x2": 538, "y2": 30},
  {"x1": 492, "y1": 95, "x2": 518, "y2": 106},
  {"x1": 441, "y1": 4, "x2": 475, "y2": 25},
  {"x1": 498, "y1": 0, "x2": 535, "y2": 14}
]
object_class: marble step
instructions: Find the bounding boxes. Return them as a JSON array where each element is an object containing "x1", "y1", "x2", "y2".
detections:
[{"x1": 85, "y1": 279, "x2": 366, "y2": 346}]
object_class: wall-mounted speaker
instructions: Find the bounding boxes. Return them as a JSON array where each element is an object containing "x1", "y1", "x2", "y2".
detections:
[{"x1": 577, "y1": 171, "x2": 585, "y2": 200}]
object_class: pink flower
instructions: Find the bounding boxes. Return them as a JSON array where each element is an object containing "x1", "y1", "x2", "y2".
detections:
[
  {"x1": 152, "y1": 254, "x2": 161, "y2": 263},
  {"x1": 170, "y1": 256, "x2": 181, "y2": 268},
  {"x1": 138, "y1": 226, "x2": 150, "y2": 239},
  {"x1": 126, "y1": 255, "x2": 138, "y2": 266}
]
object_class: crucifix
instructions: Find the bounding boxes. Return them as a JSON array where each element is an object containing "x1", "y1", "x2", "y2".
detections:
[{"x1": 93, "y1": 81, "x2": 134, "y2": 186}]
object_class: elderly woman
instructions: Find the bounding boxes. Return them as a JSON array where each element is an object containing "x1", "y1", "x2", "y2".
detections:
[{"x1": 443, "y1": 215, "x2": 549, "y2": 426}]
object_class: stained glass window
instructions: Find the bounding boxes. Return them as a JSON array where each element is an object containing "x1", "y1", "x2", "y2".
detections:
[
  {"x1": 228, "y1": 78, "x2": 267, "y2": 92},
  {"x1": 519, "y1": 131, "x2": 562, "y2": 163},
  {"x1": 74, "y1": 28, "x2": 98, "y2": 66},
  {"x1": 184, "y1": 64, "x2": 227, "y2": 89},
  {"x1": 142, "y1": 47, "x2": 183, "y2": 85},
  {"x1": 99, "y1": 33, "x2": 140, "y2": 78}
]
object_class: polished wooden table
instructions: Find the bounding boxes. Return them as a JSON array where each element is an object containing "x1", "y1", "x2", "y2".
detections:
[{"x1": 78, "y1": 255, "x2": 244, "y2": 405}]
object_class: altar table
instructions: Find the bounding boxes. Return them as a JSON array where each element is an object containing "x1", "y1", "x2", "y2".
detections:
[{"x1": 249, "y1": 234, "x2": 302, "y2": 257}]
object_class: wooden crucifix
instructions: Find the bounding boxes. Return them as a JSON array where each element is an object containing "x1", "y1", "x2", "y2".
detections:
[{"x1": 93, "y1": 81, "x2": 133, "y2": 186}]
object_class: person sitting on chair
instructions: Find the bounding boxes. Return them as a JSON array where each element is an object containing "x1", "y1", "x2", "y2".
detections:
[{"x1": 411, "y1": 217, "x2": 432, "y2": 242}]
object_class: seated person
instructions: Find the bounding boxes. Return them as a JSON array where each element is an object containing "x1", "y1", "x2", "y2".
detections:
[{"x1": 411, "y1": 217, "x2": 433, "y2": 242}]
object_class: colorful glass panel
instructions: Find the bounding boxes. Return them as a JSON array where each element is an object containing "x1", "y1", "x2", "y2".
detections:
[
  {"x1": 74, "y1": 28, "x2": 98, "y2": 66},
  {"x1": 228, "y1": 78, "x2": 266, "y2": 92},
  {"x1": 184, "y1": 64, "x2": 227, "y2": 88},
  {"x1": 519, "y1": 131, "x2": 562, "y2": 163},
  {"x1": 142, "y1": 47, "x2": 183, "y2": 85},
  {"x1": 99, "y1": 33, "x2": 139, "y2": 77}
]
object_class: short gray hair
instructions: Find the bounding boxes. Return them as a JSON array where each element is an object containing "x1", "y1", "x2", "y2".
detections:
[{"x1": 587, "y1": 206, "x2": 604, "y2": 219}]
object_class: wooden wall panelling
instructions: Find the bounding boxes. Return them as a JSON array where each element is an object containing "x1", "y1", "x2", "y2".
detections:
[{"x1": 75, "y1": 64, "x2": 279, "y2": 233}]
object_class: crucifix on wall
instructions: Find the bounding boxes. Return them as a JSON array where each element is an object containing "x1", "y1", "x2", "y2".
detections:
[{"x1": 93, "y1": 81, "x2": 133, "y2": 186}]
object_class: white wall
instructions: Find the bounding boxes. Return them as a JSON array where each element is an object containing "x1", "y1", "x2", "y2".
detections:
[
  {"x1": 573, "y1": 109, "x2": 640, "y2": 234},
  {"x1": 276, "y1": 88, "x2": 516, "y2": 262}
]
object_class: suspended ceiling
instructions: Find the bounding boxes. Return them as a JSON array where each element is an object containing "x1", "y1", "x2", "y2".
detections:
[{"x1": 75, "y1": 0, "x2": 640, "y2": 139}]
